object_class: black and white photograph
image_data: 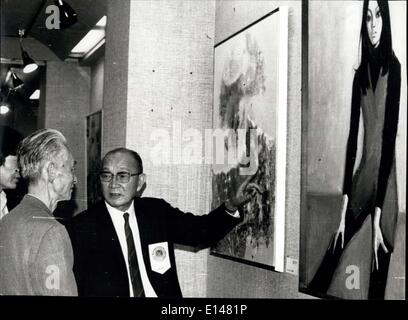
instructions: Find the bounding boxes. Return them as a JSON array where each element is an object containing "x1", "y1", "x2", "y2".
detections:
[{"x1": 0, "y1": 0, "x2": 405, "y2": 311}]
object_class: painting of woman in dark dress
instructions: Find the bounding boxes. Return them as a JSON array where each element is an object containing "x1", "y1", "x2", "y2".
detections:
[{"x1": 307, "y1": 0, "x2": 402, "y2": 299}]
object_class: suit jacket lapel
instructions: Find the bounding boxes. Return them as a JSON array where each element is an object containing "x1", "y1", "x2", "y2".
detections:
[
  {"x1": 133, "y1": 198, "x2": 181, "y2": 297},
  {"x1": 98, "y1": 202, "x2": 123, "y2": 255}
]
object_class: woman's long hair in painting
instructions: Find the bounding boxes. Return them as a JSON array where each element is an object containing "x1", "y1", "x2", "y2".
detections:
[{"x1": 359, "y1": 0, "x2": 393, "y2": 93}]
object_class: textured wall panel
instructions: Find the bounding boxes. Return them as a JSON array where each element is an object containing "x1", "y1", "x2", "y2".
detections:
[
  {"x1": 125, "y1": 0, "x2": 216, "y2": 297},
  {"x1": 102, "y1": 0, "x2": 131, "y2": 155},
  {"x1": 45, "y1": 61, "x2": 90, "y2": 214},
  {"x1": 90, "y1": 56, "x2": 105, "y2": 114}
]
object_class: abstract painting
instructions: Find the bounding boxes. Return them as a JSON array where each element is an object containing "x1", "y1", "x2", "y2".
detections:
[
  {"x1": 211, "y1": 8, "x2": 288, "y2": 271},
  {"x1": 86, "y1": 110, "x2": 103, "y2": 208}
]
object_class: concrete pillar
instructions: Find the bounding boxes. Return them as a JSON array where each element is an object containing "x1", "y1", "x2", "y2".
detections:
[{"x1": 44, "y1": 61, "x2": 90, "y2": 215}]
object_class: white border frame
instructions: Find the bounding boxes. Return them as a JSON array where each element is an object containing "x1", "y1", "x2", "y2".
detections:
[{"x1": 274, "y1": 6, "x2": 288, "y2": 273}]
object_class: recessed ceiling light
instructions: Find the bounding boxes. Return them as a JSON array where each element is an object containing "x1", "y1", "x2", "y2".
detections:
[
  {"x1": 70, "y1": 16, "x2": 106, "y2": 57},
  {"x1": 96, "y1": 16, "x2": 107, "y2": 27}
]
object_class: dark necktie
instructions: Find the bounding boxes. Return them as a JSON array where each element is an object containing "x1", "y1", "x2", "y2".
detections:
[{"x1": 123, "y1": 212, "x2": 145, "y2": 297}]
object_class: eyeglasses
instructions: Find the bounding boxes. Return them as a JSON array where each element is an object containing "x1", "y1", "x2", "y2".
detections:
[{"x1": 99, "y1": 171, "x2": 140, "y2": 183}]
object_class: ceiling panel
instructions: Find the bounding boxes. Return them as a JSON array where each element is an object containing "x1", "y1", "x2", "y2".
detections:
[
  {"x1": 0, "y1": 0, "x2": 44, "y2": 37},
  {"x1": 1, "y1": 0, "x2": 106, "y2": 60}
]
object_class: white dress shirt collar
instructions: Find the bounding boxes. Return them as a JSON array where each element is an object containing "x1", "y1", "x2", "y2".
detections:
[
  {"x1": 105, "y1": 200, "x2": 157, "y2": 297},
  {"x1": 0, "y1": 190, "x2": 8, "y2": 220}
]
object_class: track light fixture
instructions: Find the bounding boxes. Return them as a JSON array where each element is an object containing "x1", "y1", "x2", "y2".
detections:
[
  {"x1": 0, "y1": 91, "x2": 11, "y2": 115},
  {"x1": 0, "y1": 104, "x2": 10, "y2": 115},
  {"x1": 11, "y1": 71, "x2": 24, "y2": 89},
  {"x1": 54, "y1": 0, "x2": 78, "y2": 29},
  {"x1": 0, "y1": 105, "x2": 10, "y2": 115},
  {"x1": 19, "y1": 29, "x2": 38, "y2": 74}
]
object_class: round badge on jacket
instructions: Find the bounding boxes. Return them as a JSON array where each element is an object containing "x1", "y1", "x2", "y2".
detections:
[{"x1": 152, "y1": 246, "x2": 166, "y2": 261}]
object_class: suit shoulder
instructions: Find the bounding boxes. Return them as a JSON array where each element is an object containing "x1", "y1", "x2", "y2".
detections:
[
  {"x1": 67, "y1": 202, "x2": 104, "y2": 228},
  {"x1": 6, "y1": 204, "x2": 64, "y2": 232},
  {"x1": 69, "y1": 209, "x2": 92, "y2": 224},
  {"x1": 135, "y1": 197, "x2": 172, "y2": 218},
  {"x1": 137, "y1": 197, "x2": 168, "y2": 207},
  {"x1": 78, "y1": 201, "x2": 106, "y2": 217}
]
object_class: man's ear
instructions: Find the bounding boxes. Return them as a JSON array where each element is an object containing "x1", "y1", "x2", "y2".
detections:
[
  {"x1": 46, "y1": 161, "x2": 56, "y2": 182},
  {"x1": 137, "y1": 173, "x2": 146, "y2": 193}
]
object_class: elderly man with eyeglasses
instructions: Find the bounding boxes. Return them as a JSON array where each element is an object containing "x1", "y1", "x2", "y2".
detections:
[{"x1": 67, "y1": 147, "x2": 255, "y2": 297}]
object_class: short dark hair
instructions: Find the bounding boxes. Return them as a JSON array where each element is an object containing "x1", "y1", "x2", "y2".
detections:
[
  {"x1": 0, "y1": 125, "x2": 23, "y2": 166},
  {"x1": 103, "y1": 147, "x2": 143, "y2": 173}
]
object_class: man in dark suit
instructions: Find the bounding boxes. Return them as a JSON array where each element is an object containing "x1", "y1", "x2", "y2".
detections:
[{"x1": 67, "y1": 147, "x2": 254, "y2": 297}]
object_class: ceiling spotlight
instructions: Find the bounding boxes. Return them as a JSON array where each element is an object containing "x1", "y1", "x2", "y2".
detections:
[
  {"x1": 19, "y1": 29, "x2": 38, "y2": 74},
  {"x1": 22, "y1": 50, "x2": 38, "y2": 73},
  {"x1": 0, "y1": 105, "x2": 10, "y2": 115},
  {"x1": 55, "y1": 0, "x2": 78, "y2": 29},
  {"x1": 0, "y1": 90, "x2": 12, "y2": 115},
  {"x1": 11, "y1": 72, "x2": 24, "y2": 89}
]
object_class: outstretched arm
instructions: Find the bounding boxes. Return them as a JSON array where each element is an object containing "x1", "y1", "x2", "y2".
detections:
[{"x1": 165, "y1": 173, "x2": 257, "y2": 248}]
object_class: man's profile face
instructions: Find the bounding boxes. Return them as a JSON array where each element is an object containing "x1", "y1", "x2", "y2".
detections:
[
  {"x1": 0, "y1": 155, "x2": 20, "y2": 190},
  {"x1": 52, "y1": 148, "x2": 77, "y2": 202},
  {"x1": 101, "y1": 151, "x2": 143, "y2": 212}
]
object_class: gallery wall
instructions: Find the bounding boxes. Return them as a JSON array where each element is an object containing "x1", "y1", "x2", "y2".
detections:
[
  {"x1": 206, "y1": 0, "x2": 310, "y2": 298},
  {"x1": 101, "y1": 0, "x2": 131, "y2": 155},
  {"x1": 90, "y1": 55, "x2": 105, "y2": 114},
  {"x1": 44, "y1": 61, "x2": 91, "y2": 214}
]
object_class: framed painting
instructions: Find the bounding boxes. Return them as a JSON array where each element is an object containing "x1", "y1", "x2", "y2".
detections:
[
  {"x1": 86, "y1": 110, "x2": 103, "y2": 208},
  {"x1": 300, "y1": 1, "x2": 406, "y2": 299},
  {"x1": 210, "y1": 7, "x2": 288, "y2": 272}
]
